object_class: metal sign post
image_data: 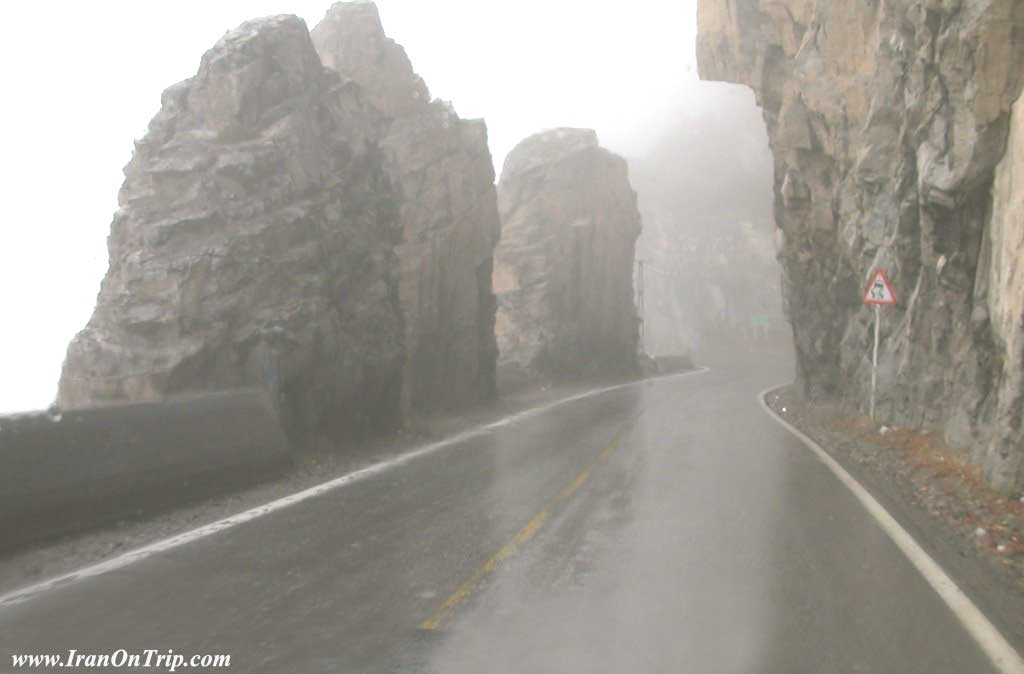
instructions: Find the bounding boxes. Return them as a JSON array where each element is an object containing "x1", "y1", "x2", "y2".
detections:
[
  {"x1": 871, "y1": 303, "x2": 880, "y2": 419},
  {"x1": 862, "y1": 270, "x2": 897, "y2": 420}
]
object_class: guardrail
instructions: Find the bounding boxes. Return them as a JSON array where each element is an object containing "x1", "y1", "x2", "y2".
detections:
[{"x1": 0, "y1": 390, "x2": 290, "y2": 552}]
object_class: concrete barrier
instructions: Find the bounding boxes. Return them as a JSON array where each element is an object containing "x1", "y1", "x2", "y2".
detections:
[{"x1": 0, "y1": 390, "x2": 290, "y2": 552}]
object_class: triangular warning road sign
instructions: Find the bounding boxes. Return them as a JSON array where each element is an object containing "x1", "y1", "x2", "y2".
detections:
[{"x1": 863, "y1": 269, "x2": 897, "y2": 305}]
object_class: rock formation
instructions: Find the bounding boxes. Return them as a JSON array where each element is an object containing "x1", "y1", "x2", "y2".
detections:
[
  {"x1": 59, "y1": 15, "x2": 405, "y2": 442},
  {"x1": 494, "y1": 129, "x2": 641, "y2": 386},
  {"x1": 59, "y1": 4, "x2": 503, "y2": 441},
  {"x1": 312, "y1": 2, "x2": 501, "y2": 414},
  {"x1": 698, "y1": 0, "x2": 1024, "y2": 490}
]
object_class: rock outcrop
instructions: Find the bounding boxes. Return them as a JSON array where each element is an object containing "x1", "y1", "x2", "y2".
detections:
[
  {"x1": 60, "y1": 4, "x2": 503, "y2": 441},
  {"x1": 58, "y1": 15, "x2": 405, "y2": 442},
  {"x1": 698, "y1": 0, "x2": 1024, "y2": 490},
  {"x1": 494, "y1": 129, "x2": 641, "y2": 385},
  {"x1": 312, "y1": 2, "x2": 501, "y2": 414}
]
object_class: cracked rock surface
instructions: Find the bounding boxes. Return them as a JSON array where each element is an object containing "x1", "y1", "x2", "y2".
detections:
[{"x1": 59, "y1": 15, "x2": 404, "y2": 443}]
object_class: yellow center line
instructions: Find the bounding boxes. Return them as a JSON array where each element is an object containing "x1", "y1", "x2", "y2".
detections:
[{"x1": 419, "y1": 427, "x2": 626, "y2": 631}]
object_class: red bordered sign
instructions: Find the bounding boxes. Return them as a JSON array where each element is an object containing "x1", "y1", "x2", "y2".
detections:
[{"x1": 863, "y1": 270, "x2": 897, "y2": 306}]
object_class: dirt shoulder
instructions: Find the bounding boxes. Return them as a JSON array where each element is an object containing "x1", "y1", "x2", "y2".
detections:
[
  {"x1": 0, "y1": 370, "x2": 683, "y2": 597},
  {"x1": 765, "y1": 384, "x2": 1024, "y2": 648}
]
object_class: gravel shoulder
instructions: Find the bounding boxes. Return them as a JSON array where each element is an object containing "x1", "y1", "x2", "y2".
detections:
[
  {"x1": 0, "y1": 371, "x2": 679, "y2": 597},
  {"x1": 765, "y1": 384, "x2": 1024, "y2": 650}
]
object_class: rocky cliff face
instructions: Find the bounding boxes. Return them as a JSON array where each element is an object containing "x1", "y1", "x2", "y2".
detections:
[
  {"x1": 312, "y1": 2, "x2": 501, "y2": 414},
  {"x1": 698, "y1": 0, "x2": 1024, "y2": 490},
  {"x1": 494, "y1": 129, "x2": 641, "y2": 385},
  {"x1": 58, "y1": 15, "x2": 405, "y2": 442},
  {"x1": 60, "y1": 4, "x2": 503, "y2": 440}
]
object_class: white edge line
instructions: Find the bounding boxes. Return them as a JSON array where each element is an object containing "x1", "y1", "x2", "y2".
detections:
[
  {"x1": 758, "y1": 385, "x2": 1024, "y2": 674},
  {"x1": 0, "y1": 367, "x2": 708, "y2": 609}
]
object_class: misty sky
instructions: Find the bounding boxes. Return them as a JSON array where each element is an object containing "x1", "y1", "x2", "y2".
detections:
[{"x1": 0, "y1": 0, "x2": 718, "y2": 412}]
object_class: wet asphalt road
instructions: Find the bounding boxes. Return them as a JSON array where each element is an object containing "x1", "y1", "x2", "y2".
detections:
[{"x1": 0, "y1": 351, "x2": 1003, "y2": 673}]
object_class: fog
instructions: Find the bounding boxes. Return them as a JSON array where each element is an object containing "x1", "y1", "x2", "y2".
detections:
[
  {"x1": 0, "y1": 0, "x2": 780, "y2": 412},
  {"x1": 626, "y1": 84, "x2": 786, "y2": 359}
]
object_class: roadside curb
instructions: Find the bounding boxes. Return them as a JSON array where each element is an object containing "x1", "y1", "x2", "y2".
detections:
[{"x1": 758, "y1": 385, "x2": 1024, "y2": 674}]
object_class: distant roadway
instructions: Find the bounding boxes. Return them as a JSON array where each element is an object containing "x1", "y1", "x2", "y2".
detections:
[{"x1": 0, "y1": 350, "x2": 1011, "y2": 673}]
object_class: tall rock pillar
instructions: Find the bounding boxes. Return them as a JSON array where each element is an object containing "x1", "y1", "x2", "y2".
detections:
[
  {"x1": 494, "y1": 128, "x2": 641, "y2": 386},
  {"x1": 312, "y1": 2, "x2": 501, "y2": 415}
]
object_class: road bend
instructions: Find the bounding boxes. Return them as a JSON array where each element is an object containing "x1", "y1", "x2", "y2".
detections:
[{"x1": 0, "y1": 350, "x2": 1005, "y2": 673}]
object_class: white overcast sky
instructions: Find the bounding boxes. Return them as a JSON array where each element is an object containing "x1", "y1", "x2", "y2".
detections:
[{"x1": 0, "y1": 0, "x2": 705, "y2": 412}]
